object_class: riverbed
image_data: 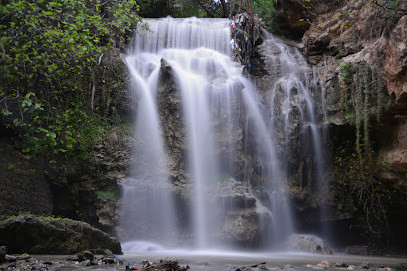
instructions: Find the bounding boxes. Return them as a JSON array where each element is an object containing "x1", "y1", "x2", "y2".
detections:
[{"x1": 30, "y1": 251, "x2": 407, "y2": 271}]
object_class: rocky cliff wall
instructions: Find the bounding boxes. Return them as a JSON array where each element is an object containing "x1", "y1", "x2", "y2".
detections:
[
  {"x1": 281, "y1": 0, "x2": 407, "y2": 248},
  {"x1": 230, "y1": 1, "x2": 406, "y2": 248}
]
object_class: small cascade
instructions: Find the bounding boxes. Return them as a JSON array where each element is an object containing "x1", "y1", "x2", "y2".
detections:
[
  {"x1": 312, "y1": 67, "x2": 330, "y2": 239},
  {"x1": 239, "y1": 79, "x2": 295, "y2": 247},
  {"x1": 261, "y1": 34, "x2": 328, "y2": 239},
  {"x1": 119, "y1": 50, "x2": 178, "y2": 245}
]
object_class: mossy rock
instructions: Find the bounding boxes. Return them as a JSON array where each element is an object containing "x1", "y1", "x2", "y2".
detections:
[{"x1": 0, "y1": 215, "x2": 122, "y2": 254}]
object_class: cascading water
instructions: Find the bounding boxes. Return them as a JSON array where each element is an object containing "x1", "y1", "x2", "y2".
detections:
[
  {"x1": 120, "y1": 17, "x2": 325, "y2": 252},
  {"x1": 119, "y1": 45, "x2": 179, "y2": 250},
  {"x1": 260, "y1": 33, "x2": 328, "y2": 239}
]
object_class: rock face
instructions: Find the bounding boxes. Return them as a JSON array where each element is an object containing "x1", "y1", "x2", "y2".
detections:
[
  {"x1": 0, "y1": 215, "x2": 122, "y2": 254},
  {"x1": 295, "y1": 0, "x2": 407, "y2": 247},
  {"x1": 286, "y1": 234, "x2": 333, "y2": 255},
  {"x1": 0, "y1": 133, "x2": 53, "y2": 219},
  {"x1": 302, "y1": 3, "x2": 407, "y2": 170},
  {"x1": 237, "y1": 0, "x2": 407, "y2": 248},
  {"x1": 380, "y1": 120, "x2": 407, "y2": 172}
]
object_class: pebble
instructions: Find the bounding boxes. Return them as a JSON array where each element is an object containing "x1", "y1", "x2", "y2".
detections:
[
  {"x1": 79, "y1": 259, "x2": 91, "y2": 266},
  {"x1": 317, "y1": 260, "x2": 332, "y2": 268},
  {"x1": 334, "y1": 262, "x2": 348, "y2": 268},
  {"x1": 360, "y1": 262, "x2": 370, "y2": 269}
]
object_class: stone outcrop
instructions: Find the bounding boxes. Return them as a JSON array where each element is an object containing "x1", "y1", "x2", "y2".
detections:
[
  {"x1": 0, "y1": 215, "x2": 122, "y2": 254},
  {"x1": 301, "y1": 0, "x2": 407, "y2": 109},
  {"x1": 285, "y1": 234, "x2": 333, "y2": 255},
  {"x1": 300, "y1": 0, "x2": 407, "y2": 177},
  {"x1": 157, "y1": 59, "x2": 189, "y2": 189},
  {"x1": 379, "y1": 120, "x2": 407, "y2": 173},
  {"x1": 293, "y1": 0, "x2": 407, "y2": 247}
]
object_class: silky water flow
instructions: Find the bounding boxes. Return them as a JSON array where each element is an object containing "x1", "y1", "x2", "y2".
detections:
[{"x1": 119, "y1": 17, "x2": 326, "y2": 252}]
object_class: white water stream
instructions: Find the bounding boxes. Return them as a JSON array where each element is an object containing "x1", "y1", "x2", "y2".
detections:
[{"x1": 120, "y1": 17, "x2": 325, "y2": 252}]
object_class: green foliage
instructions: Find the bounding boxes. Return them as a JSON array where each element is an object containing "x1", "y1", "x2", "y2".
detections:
[
  {"x1": 21, "y1": 133, "x2": 41, "y2": 155},
  {"x1": 339, "y1": 62, "x2": 353, "y2": 84},
  {"x1": 253, "y1": 0, "x2": 277, "y2": 30},
  {"x1": 339, "y1": 61, "x2": 385, "y2": 158},
  {"x1": 217, "y1": 172, "x2": 233, "y2": 182},
  {"x1": 0, "y1": 0, "x2": 139, "y2": 158},
  {"x1": 137, "y1": 0, "x2": 221, "y2": 18},
  {"x1": 5, "y1": 212, "x2": 67, "y2": 222},
  {"x1": 335, "y1": 61, "x2": 391, "y2": 244},
  {"x1": 137, "y1": 0, "x2": 173, "y2": 17},
  {"x1": 38, "y1": 215, "x2": 65, "y2": 222},
  {"x1": 172, "y1": 0, "x2": 207, "y2": 17},
  {"x1": 95, "y1": 190, "x2": 115, "y2": 200}
]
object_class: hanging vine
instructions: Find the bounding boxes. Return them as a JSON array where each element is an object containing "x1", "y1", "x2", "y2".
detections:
[
  {"x1": 335, "y1": 60, "x2": 391, "y2": 242},
  {"x1": 339, "y1": 60, "x2": 385, "y2": 160}
]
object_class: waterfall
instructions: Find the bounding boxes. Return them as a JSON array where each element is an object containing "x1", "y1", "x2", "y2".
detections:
[
  {"x1": 119, "y1": 47, "x2": 179, "y2": 249},
  {"x1": 260, "y1": 33, "x2": 328, "y2": 240},
  {"x1": 120, "y1": 17, "x2": 325, "y2": 252}
]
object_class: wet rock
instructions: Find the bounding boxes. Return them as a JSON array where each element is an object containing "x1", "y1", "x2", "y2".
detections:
[
  {"x1": 285, "y1": 234, "x2": 333, "y2": 255},
  {"x1": 77, "y1": 250, "x2": 94, "y2": 261},
  {"x1": 335, "y1": 262, "x2": 349, "y2": 268},
  {"x1": 6, "y1": 262, "x2": 16, "y2": 268},
  {"x1": 103, "y1": 249, "x2": 113, "y2": 255},
  {"x1": 0, "y1": 215, "x2": 122, "y2": 254},
  {"x1": 360, "y1": 262, "x2": 370, "y2": 269},
  {"x1": 317, "y1": 261, "x2": 332, "y2": 268},
  {"x1": 79, "y1": 259, "x2": 92, "y2": 266},
  {"x1": 217, "y1": 194, "x2": 257, "y2": 210},
  {"x1": 221, "y1": 210, "x2": 260, "y2": 244},
  {"x1": 4, "y1": 255, "x2": 16, "y2": 262},
  {"x1": 15, "y1": 254, "x2": 30, "y2": 261},
  {"x1": 396, "y1": 263, "x2": 407, "y2": 271},
  {"x1": 137, "y1": 259, "x2": 190, "y2": 271},
  {"x1": 102, "y1": 256, "x2": 116, "y2": 264}
]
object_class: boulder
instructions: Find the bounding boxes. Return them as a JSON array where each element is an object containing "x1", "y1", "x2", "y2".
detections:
[
  {"x1": 77, "y1": 250, "x2": 94, "y2": 261},
  {"x1": 0, "y1": 215, "x2": 122, "y2": 254},
  {"x1": 220, "y1": 211, "x2": 260, "y2": 244},
  {"x1": 285, "y1": 234, "x2": 333, "y2": 255}
]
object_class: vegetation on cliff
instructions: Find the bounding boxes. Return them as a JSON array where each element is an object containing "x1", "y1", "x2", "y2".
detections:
[
  {"x1": 137, "y1": 0, "x2": 277, "y2": 30},
  {"x1": 0, "y1": 0, "x2": 138, "y2": 159}
]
